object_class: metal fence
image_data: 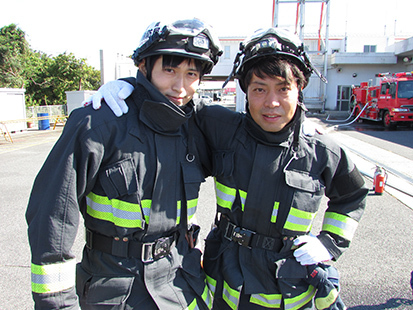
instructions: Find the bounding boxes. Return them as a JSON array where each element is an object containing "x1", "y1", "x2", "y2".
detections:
[{"x1": 26, "y1": 105, "x2": 67, "y2": 118}]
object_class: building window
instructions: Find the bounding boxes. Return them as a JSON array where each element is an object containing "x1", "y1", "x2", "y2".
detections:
[
  {"x1": 336, "y1": 85, "x2": 352, "y2": 111},
  {"x1": 363, "y1": 45, "x2": 376, "y2": 53},
  {"x1": 224, "y1": 46, "x2": 231, "y2": 59}
]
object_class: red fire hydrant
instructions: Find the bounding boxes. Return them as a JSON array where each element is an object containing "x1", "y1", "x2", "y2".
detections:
[{"x1": 373, "y1": 166, "x2": 387, "y2": 195}]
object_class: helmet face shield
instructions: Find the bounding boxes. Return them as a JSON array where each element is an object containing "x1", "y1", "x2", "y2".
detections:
[{"x1": 133, "y1": 18, "x2": 223, "y2": 74}]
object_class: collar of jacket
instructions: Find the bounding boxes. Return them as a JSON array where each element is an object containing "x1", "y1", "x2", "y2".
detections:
[
  {"x1": 136, "y1": 71, "x2": 194, "y2": 134},
  {"x1": 244, "y1": 107, "x2": 303, "y2": 147}
]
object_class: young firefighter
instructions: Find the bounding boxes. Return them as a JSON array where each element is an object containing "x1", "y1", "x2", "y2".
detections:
[
  {"x1": 89, "y1": 28, "x2": 368, "y2": 310},
  {"x1": 26, "y1": 18, "x2": 222, "y2": 309}
]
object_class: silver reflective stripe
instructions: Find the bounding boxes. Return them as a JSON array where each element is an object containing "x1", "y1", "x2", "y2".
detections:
[
  {"x1": 31, "y1": 259, "x2": 76, "y2": 294},
  {"x1": 187, "y1": 198, "x2": 198, "y2": 220},
  {"x1": 86, "y1": 193, "x2": 145, "y2": 229},
  {"x1": 222, "y1": 281, "x2": 240, "y2": 310},
  {"x1": 206, "y1": 275, "x2": 216, "y2": 296},
  {"x1": 250, "y1": 293, "x2": 282, "y2": 308},
  {"x1": 271, "y1": 202, "x2": 280, "y2": 223},
  {"x1": 322, "y1": 212, "x2": 358, "y2": 240},
  {"x1": 215, "y1": 179, "x2": 236, "y2": 210},
  {"x1": 284, "y1": 285, "x2": 316, "y2": 310},
  {"x1": 283, "y1": 207, "x2": 316, "y2": 233},
  {"x1": 239, "y1": 189, "x2": 247, "y2": 212},
  {"x1": 141, "y1": 199, "x2": 151, "y2": 224}
]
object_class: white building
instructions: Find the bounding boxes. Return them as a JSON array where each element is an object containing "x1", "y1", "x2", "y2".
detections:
[{"x1": 107, "y1": 33, "x2": 413, "y2": 112}]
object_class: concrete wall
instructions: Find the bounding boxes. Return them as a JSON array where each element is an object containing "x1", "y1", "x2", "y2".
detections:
[{"x1": 65, "y1": 91, "x2": 97, "y2": 115}]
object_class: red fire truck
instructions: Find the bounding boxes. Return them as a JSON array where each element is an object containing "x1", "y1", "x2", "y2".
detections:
[{"x1": 351, "y1": 72, "x2": 413, "y2": 128}]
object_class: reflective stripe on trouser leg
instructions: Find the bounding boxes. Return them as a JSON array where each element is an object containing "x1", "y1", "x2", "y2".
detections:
[
  {"x1": 284, "y1": 285, "x2": 316, "y2": 310},
  {"x1": 250, "y1": 293, "x2": 282, "y2": 308}
]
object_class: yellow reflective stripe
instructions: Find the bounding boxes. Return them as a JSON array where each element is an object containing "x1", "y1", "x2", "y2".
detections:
[
  {"x1": 206, "y1": 275, "x2": 217, "y2": 297},
  {"x1": 186, "y1": 284, "x2": 212, "y2": 310},
  {"x1": 177, "y1": 200, "x2": 181, "y2": 225},
  {"x1": 215, "y1": 179, "x2": 236, "y2": 210},
  {"x1": 250, "y1": 293, "x2": 282, "y2": 308},
  {"x1": 315, "y1": 288, "x2": 338, "y2": 309},
  {"x1": 187, "y1": 198, "x2": 198, "y2": 221},
  {"x1": 284, "y1": 285, "x2": 316, "y2": 310},
  {"x1": 222, "y1": 281, "x2": 240, "y2": 310},
  {"x1": 202, "y1": 283, "x2": 213, "y2": 309},
  {"x1": 86, "y1": 193, "x2": 144, "y2": 229},
  {"x1": 141, "y1": 199, "x2": 151, "y2": 224},
  {"x1": 238, "y1": 189, "x2": 247, "y2": 212},
  {"x1": 31, "y1": 259, "x2": 76, "y2": 294},
  {"x1": 322, "y1": 212, "x2": 358, "y2": 240},
  {"x1": 271, "y1": 202, "x2": 280, "y2": 223},
  {"x1": 283, "y1": 207, "x2": 316, "y2": 232}
]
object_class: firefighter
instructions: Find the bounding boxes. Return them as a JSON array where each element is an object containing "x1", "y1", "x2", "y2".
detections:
[
  {"x1": 88, "y1": 28, "x2": 367, "y2": 309},
  {"x1": 26, "y1": 18, "x2": 222, "y2": 309}
]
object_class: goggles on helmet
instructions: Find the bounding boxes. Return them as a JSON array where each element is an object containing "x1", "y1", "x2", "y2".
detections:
[
  {"x1": 223, "y1": 28, "x2": 327, "y2": 90},
  {"x1": 133, "y1": 18, "x2": 223, "y2": 74}
]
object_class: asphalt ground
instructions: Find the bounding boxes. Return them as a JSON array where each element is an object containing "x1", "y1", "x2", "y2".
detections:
[{"x1": 1, "y1": 119, "x2": 412, "y2": 309}]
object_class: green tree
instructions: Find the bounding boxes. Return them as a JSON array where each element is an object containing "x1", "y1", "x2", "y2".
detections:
[
  {"x1": 0, "y1": 24, "x2": 101, "y2": 106},
  {"x1": 26, "y1": 52, "x2": 101, "y2": 105},
  {"x1": 0, "y1": 24, "x2": 29, "y2": 88}
]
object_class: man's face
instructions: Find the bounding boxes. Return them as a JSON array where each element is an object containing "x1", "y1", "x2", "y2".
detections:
[
  {"x1": 145, "y1": 56, "x2": 201, "y2": 106},
  {"x1": 247, "y1": 73, "x2": 299, "y2": 132}
]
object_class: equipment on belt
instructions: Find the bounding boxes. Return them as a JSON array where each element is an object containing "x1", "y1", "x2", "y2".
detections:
[
  {"x1": 219, "y1": 215, "x2": 283, "y2": 252},
  {"x1": 86, "y1": 229, "x2": 177, "y2": 262}
]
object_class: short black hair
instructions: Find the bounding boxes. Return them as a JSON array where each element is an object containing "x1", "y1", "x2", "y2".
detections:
[
  {"x1": 144, "y1": 54, "x2": 204, "y2": 82},
  {"x1": 242, "y1": 55, "x2": 307, "y2": 91}
]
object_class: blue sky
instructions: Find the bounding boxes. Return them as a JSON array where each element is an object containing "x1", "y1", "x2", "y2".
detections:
[{"x1": 1, "y1": 0, "x2": 411, "y2": 69}]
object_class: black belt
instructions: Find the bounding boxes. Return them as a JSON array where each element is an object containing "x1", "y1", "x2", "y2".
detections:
[
  {"x1": 219, "y1": 215, "x2": 283, "y2": 252},
  {"x1": 86, "y1": 228, "x2": 177, "y2": 262}
]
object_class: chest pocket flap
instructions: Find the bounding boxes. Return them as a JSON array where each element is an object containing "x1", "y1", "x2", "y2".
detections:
[
  {"x1": 285, "y1": 169, "x2": 321, "y2": 193},
  {"x1": 100, "y1": 157, "x2": 138, "y2": 200}
]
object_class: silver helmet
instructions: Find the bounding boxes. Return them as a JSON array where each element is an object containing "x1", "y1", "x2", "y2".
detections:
[
  {"x1": 223, "y1": 27, "x2": 327, "y2": 91},
  {"x1": 132, "y1": 18, "x2": 223, "y2": 75}
]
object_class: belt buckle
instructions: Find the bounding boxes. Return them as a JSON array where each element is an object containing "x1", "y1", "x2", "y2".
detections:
[
  {"x1": 153, "y1": 237, "x2": 172, "y2": 260},
  {"x1": 232, "y1": 227, "x2": 255, "y2": 249},
  {"x1": 141, "y1": 236, "x2": 173, "y2": 263},
  {"x1": 224, "y1": 222, "x2": 236, "y2": 241},
  {"x1": 142, "y1": 242, "x2": 155, "y2": 263}
]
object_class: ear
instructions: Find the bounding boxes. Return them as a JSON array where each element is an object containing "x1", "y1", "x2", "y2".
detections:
[{"x1": 138, "y1": 59, "x2": 147, "y2": 77}]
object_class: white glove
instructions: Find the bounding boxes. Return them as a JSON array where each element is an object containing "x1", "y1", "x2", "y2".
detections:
[
  {"x1": 82, "y1": 80, "x2": 134, "y2": 117},
  {"x1": 293, "y1": 233, "x2": 333, "y2": 265}
]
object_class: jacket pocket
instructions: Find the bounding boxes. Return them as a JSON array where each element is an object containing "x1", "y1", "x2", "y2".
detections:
[
  {"x1": 100, "y1": 157, "x2": 138, "y2": 200},
  {"x1": 285, "y1": 169, "x2": 324, "y2": 212},
  {"x1": 76, "y1": 264, "x2": 134, "y2": 308}
]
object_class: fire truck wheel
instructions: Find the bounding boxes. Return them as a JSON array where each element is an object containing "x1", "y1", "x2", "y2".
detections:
[{"x1": 382, "y1": 111, "x2": 395, "y2": 129}]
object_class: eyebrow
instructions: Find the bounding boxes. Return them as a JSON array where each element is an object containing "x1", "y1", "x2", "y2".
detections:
[{"x1": 250, "y1": 79, "x2": 288, "y2": 87}]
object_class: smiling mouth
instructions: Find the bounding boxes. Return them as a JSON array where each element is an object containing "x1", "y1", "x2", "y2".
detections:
[
  {"x1": 263, "y1": 114, "x2": 280, "y2": 119},
  {"x1": 168, "y1": 96, "x2": 185, "y2": 105}
]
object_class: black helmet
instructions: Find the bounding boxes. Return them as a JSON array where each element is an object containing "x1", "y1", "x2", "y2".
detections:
[
  {"x1": 132, "y1": 18, "x2": 223, "y2": 75},
  {"x1": 223, "y1": 28, "x2": 327, "y2": 91}
]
